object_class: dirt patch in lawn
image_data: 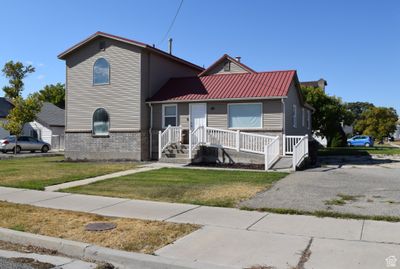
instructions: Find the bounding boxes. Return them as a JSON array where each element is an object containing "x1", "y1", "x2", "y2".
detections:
[{"x1": 0, "y1": 202, "x2": 198, "y2": 254}]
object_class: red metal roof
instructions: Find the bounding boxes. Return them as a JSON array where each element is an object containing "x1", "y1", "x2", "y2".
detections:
[{"x1": 148, "y1": 70, "x2": 296, "y2": 102}]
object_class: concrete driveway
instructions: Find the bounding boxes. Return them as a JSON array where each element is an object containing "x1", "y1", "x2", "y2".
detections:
[{"x1": 242, "y1": 156, "x2": 400, "y2": 217}]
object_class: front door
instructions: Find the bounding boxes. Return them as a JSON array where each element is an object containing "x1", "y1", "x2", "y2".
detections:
[{"x1": 190, "y1": 103, "x2": 207, "y2": 130}]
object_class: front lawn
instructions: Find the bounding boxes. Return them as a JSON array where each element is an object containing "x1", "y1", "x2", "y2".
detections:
[
  {"x1": 0, "y1": 156, "x2": 137, "y2": 190},
  {"x1": 318, "y1": 146, "x2": 400, "y2": 156},
  {"x1": 63, "y1": 168, "x2": 287, "y2": 207},
  {"x1": 0, "y1": 201, "x2": 197, "y2": 254}
]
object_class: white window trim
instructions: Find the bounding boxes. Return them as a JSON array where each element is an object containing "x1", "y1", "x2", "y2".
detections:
[
  {"x1": 227, "y1": 103, "x2": 263, "y2": 130},
  {"x1": 302, "y1": 108, "x2": 305, "y2": 127},
  {"x1": 162, "y1": 104, "x2": 178, "y2": 129},
  {"x1": 92, "y1": 107, "x2": 110, "y2": 137},
  {"x1": 93, "y1": 58, "x2": 110, "y2": 86},
  {"x1": 292, "y1": 104, "x2": 297, "y2": 128}
]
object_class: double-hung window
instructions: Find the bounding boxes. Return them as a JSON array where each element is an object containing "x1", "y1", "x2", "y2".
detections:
[
  {"x1": 162, "y1": 104, "x2": 177, "y2": 128},
  {"x1": 228, "y1": 103, "x2": 262, "y2": 129}
]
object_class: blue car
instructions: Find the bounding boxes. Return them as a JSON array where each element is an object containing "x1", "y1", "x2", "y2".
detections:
[{"x1": 347, "y1": 135, "x2": 374, "y2": 147}]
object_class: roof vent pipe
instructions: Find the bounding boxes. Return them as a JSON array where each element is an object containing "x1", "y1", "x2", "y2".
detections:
[
  {"x1": 168, "y1": 38, "x2": 173, "y2": 55},
  {"x1": 235, "y1": 56, "x2": 241, "y2": 62}
]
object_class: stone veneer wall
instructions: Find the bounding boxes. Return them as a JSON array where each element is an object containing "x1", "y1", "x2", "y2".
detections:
[{"x1": 65, "y1": 131, "x2": 143, "y2": 161}]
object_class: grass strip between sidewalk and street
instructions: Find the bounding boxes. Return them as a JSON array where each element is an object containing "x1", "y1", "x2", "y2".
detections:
[
  {"x1": 0, "y1": 156, "x2": 138, "y2": 190},
  {"x1": 241, "y1": 206, "x2": 400, "y2": 222},
  {"x1": 63, "y1": 168, "x2": 288, "y2": 208},
  {"x1": 0, "y1": 201, "x2": 198, "y2": 254}
]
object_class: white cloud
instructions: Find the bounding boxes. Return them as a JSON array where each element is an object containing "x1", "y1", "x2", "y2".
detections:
[
  {"x1": 37, "y1": 74, "x2": 45, "y2": 80},
  {"x1": 38, "y1": 63, "x2": 45, "y2": 67}
]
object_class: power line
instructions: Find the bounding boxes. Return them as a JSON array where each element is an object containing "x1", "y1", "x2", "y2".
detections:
[{"x1": 157, "y1": 0, "x2": 184, "y2": 46}]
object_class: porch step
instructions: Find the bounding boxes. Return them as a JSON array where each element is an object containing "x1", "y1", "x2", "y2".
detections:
[
  {"x1": 270, "y1": 156, "x2": 293, "y2": 170},
  {"x1": 159, "y1": 157, "x2": 192, "y2": 164}
]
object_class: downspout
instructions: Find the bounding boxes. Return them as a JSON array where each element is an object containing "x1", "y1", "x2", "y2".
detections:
[{"x1": 148, "y1": 102, "x2": 153, "y2": 160}]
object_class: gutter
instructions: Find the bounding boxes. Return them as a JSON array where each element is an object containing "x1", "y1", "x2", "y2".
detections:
[{"x1": 146, "y1": 96, "x2": 288, "y2": 104}]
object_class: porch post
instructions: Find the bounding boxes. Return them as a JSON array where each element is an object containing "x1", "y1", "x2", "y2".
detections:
[
  {"x1": 282, "y1": 134, "x2": 286, "y2": 156},
  {"x1": 264, "y1": 145, "x2": 269, "y2": 171},
  {"x1": 158, "y1": 131, "x2": 162, "y2": 160},
  {"x1": 189, "y1": 129, "x2": 192, "y2": 159}
]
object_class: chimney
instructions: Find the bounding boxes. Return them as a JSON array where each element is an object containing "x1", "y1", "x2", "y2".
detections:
[
  {"x1": 168, "y1": 38, "x2": 173, "y2": 55},
  {"x1": 235, "y1": 56, "x2": 241, "y2": 62}
]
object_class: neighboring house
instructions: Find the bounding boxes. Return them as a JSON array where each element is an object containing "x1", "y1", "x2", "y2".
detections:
[
  {"x1": 58, "y1": 32, "x2": 313, "y2": 169},
  {"x1": 393, "y1": 120, "x2": 400, "y2": 140},
  {"x1": 0, "y1": 97, "x2": 13, "y2": 139},
  {"x1": 300, "y1": 79, "x2": 328, "y2": 91},
  {"x1": 0, "y1": 98, "x2": 65, "y2": 149}
]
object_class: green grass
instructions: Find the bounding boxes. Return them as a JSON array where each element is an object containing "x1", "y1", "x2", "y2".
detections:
[
  {"x1": 64, "y1": 168, "x2": 288, "y2": 208},
  {"x1": 324, "y1": 194, "x2": 364, "y2": 206},
  {"x1": 0, "y1": 156, "x2": 137, "y2": 190},
  {"x1": 241, "y1": 207, "x2": 400, "y2": 222},
  {"x1": 318, "y1": 146, "x2": 400, "y2": 156}
]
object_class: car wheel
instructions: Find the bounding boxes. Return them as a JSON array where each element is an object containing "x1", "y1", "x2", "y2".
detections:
[
  {"x1": 1, "y1": 150, "x2": 6, "y2": 154},
  {"x1": 41, "y1": 145, "x2": 49, "y2": 153},
  {"x1": 365, "y1": 143, "x2": 370, "y2": 147},
  {"x1": 13, "y1": 146, "x2": 21, "y2": 154}
]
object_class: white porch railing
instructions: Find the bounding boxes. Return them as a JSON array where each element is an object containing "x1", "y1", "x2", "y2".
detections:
[
  {"x1": 158, "y1": 125, "x2": 182, "y2": 159},
  {"x1": 284, "y1": 135, "x2": 304, "y2": 155},
  {"x1": 240, "y1": 132, "x2": 276, "y2": 154},
  {"x1": 188, "y1": 126, "x2": 280, "y2": 170},
  {"x1": 292, "y1": 135, "x2": 309, "y2": 170},
  {"x1": 264, "y1": 136, "x2": 280, "y2": 170}
]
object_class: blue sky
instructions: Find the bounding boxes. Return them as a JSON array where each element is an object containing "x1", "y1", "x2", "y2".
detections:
[{"x1": 1, "y1": 0, "x2": 399, "y2": 113}]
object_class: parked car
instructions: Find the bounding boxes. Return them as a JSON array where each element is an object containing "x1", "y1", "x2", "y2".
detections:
[
  {"x1": 347, "y1": 135, "x2": 374, "y2": 147},
  {"x1": 0, "y1": 136, "x2": 51, "y2": 153}
]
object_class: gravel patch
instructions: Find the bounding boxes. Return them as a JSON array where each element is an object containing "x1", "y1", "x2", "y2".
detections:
[{"x1": 241, "y1": 160, "x2": 400, "y2": 217}]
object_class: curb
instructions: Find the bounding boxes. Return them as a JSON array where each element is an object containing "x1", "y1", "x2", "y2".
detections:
[{"x1": 0, "y1": 228, "x2": 231, "y2": 269}]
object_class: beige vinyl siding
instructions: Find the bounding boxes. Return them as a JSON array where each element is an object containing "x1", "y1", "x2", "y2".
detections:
[
  {"x1": 284, "y1": 82, "x2": 310, "y2": 136},
  {"x1": 207, "y1": 60, "x2": 249, "y2": 75},
  {"x1": 66, "y1": 37, "x2": 142, "y2": 131},
  {"x1": 141, "y1": 53, "x2": 200, "y2": 130},
  {"x1": 152, "y1": 100, "x2": 282, "y2": 131}
]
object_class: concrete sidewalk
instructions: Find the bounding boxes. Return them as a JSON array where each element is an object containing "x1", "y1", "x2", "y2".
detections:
[{"x1": 1, "y1": 186, "x2": 400, "y2": 268}]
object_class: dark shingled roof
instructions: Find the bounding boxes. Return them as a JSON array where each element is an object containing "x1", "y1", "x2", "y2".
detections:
[
  {"x1": 0, "y1": 97, "x2": 13, "y2": 118},
  {"x1": 36, "y1": 102, "x2": 65, "y2": 127}
]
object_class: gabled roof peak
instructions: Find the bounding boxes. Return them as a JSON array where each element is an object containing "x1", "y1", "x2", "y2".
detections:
[
  {"x1": 58, "y1": 31, "x2": 203, "y2": 71},
  {"x1": 199, "y1": 54, "x2": 256, "y2": 77}
]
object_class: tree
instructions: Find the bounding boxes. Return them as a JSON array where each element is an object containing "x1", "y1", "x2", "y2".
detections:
[
  {"x1": 301, "y1": 86, "x2": 354, "y2": 147},
  {"x1": 0, "y1": 61, "x2": 42, "y2": 153},
  {"x1": 354, "y1": 107, "x2": 398, "y2": 141},
  {"x1": 1, "y1": 95, "x2": 42, "y2": 137},
  {"x1": 2, "y1": 61, "x2": 35, "y2": 99},
  {"x1": 38, "y1": 83, "x2": 65, "y2": 109},
  {"x1": 346, "y1": 102, "x2": 375, "y2": 122}
]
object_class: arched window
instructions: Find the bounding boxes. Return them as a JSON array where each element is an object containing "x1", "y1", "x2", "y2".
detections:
[
  {"x1": 93, "y1": 108, "x2": 109, "y2": 136},
  {"x1": 93, "y1": 58, "x2": 110, "y2": 85}
]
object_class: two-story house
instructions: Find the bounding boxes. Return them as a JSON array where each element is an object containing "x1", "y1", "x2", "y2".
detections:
[{"x1": 59, "y1": 32, "x2": 312, "y2": 169}]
